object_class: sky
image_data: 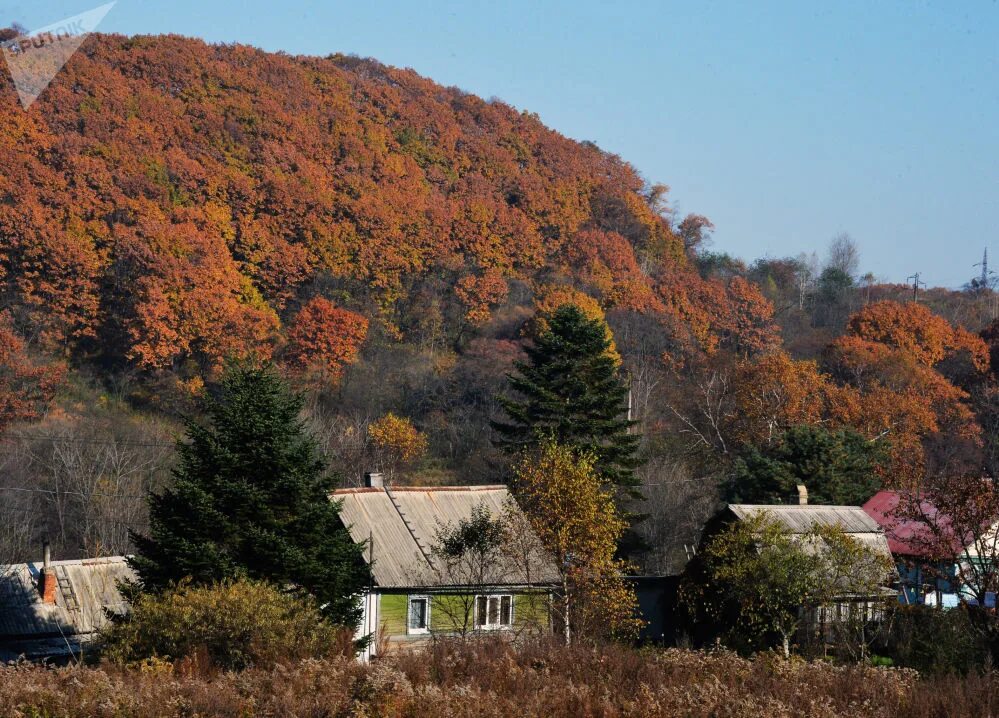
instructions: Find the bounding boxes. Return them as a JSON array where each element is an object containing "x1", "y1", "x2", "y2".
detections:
[{"x1": 4, "y1": 1, "x2": 999, "y2": 289}]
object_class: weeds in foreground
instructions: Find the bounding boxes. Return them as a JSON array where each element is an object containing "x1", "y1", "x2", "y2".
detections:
[{"x1": 1, "y1": 638, "x2": 998, "y2": 717}]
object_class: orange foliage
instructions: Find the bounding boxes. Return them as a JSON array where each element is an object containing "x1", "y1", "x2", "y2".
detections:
[
  {"x1": 826, "y1": 306, "x2": 985, "y2": 484},
  {"x1": 454, "y1": 270, "x2": 509, "y2": 324},
  {"x1": 847, "y1": 301, "x2": 989, "y2": 372},
  {"x1": 285, "y1": 298, "x2": 368, "y2": 381},
  {"x1": 732, "y1": 351, "x2": 854, "y2": 447},
  {"x1": 0, "y1": 318, "x2": 64, "y2": 433},
  {"x1": 655, "y1": 271, "x2": 779, "y2": 359},
  {"x1": 0, "y1": 34, "x2": 737, "y2": 376}
]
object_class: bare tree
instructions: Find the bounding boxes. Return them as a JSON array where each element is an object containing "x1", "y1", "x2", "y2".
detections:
[
  {"x1": 0, "y1": 410, "x2": 173, "y2": 562},
  {"x1": 417, "y1": 501, "x2": 553, "y2": 640},
  {"x1": 633, "y1": 457, "x2": 719, "y2": 576},
  {"x1": 826, "y1": 233, "x2": 860, "y2": 278}
]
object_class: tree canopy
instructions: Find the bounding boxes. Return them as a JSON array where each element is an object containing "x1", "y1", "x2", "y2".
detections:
[
  {"x1": 493, "y1": 304, "x2": 640, "y2": 489},
  {"x1": 130, "y1": 364, "x2": 370, "y2": 627}
]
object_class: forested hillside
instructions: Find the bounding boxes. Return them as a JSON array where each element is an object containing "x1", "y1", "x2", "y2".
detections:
[{"x1": 2, "y1": 32, "x2": 999, "y2": 571}]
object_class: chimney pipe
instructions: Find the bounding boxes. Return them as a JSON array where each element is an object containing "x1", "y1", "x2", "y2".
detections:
[
  {"x1": 364, "y1": 472, "x2": 384, "y2": 488},
  {"x1": 38, "y1": 540, "x2": 57, "y2": 604},
  {"x1": 796, "y1": 484, "x2": 808, "y2": 506}
]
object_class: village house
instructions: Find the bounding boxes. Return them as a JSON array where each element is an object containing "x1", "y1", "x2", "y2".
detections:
[
  {"x1": 335, "y1": 475, "x2": 560, "y2": 660},
  {"x1": 721, "y1": 488, "x2": 896, "y2": 649},
  {"x1": 863, "y1": 489, "x2": 999, "y2": 608},
  {"x1": 0, "y1": 544, "x2": 133, "y2": 663}
]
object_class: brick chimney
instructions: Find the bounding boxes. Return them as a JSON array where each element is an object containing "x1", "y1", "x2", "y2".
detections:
[
  {"x1": 38, "y1": 541, "x2": 57, "y2": 604},
  {"x1": 796, "y1": 484, "x2": 808, "y2": 506},
  {"x1": 364, "y1": 472, "x2": 384, "y2": 488}
]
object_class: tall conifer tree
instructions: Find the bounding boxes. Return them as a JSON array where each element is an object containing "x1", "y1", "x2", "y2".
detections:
[
  {"x1": 130, "y1": 364, "x2": 369, "y2": 626},
  {"x1": 493, "y1": 304, "x2": 640, "y2": 490}
]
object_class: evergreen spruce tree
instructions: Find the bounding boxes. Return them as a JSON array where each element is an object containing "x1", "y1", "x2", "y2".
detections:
[
  {"x1": 724, "y1": 424, "x2": 887, "y2": 506},
  {"x1": 130, "y1": 364, "x2": 370, "y2": 627},
  {"x1": 493, "y1": 304, "x2": 640, "y2": 490}
]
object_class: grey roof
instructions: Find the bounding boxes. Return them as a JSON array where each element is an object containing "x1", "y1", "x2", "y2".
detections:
[
  {"x1": 334, "y1": 486, "x2": 560, "y2": 589},
  {"x1": 0, "y1": 556, "x2": 133, "y2": 660},
  {"x1": 728, "y1": 504, "x2": 896, "y2": 590},
  {"x1": 729, "y1": 504, "x2": 884, "y2": 535}
]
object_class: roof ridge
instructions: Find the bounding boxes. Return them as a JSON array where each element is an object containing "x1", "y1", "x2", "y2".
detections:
[{"x1": 333, "y1": 484, "x2": 507, "y2": 494}]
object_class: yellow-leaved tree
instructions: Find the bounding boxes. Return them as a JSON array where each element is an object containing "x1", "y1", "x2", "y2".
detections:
[
  {"x1": 367, "y1": 412, "x2": 428, "y2": 481},
  {"x1": 513, "y1": 440, "x2": 642, "y2": 643}
]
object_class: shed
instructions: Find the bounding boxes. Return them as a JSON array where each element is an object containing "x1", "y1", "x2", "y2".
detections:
[{"x1": 0, "y1": 554, "x2": 133, "y2": 662}]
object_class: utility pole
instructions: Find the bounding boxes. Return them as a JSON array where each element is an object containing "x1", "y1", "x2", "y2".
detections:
[{"x1": 906, "y1": 272, "x2": 926, "y2": 302}]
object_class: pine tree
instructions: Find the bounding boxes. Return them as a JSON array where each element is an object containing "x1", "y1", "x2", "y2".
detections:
[
  {"x1": 130, "y1": 364, "x2": 370, "y2": 627},
  {"x1": 493, "y1": 304, "x2": 640, "y2": 489}
]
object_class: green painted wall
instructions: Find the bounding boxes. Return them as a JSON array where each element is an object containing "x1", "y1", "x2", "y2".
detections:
[
  {"x1": 431, "y1": 594, "x2": 475, "y2": 632},
  {"x1": 378, "y1": 590, "x2": 551, "y2": 637},
  {"x1": 379, "y1": 592, "x2": 409, "y2": 636},
  {"x1": 514, "y1": 592, "x2": 550, "y2": 629}
]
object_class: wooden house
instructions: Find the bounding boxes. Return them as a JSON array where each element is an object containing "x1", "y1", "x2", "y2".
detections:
[{"x1": 335, "y1": 477, "x2": 560, "y2": 660}]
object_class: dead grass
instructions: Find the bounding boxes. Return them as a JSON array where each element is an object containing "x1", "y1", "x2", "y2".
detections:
[{"x1": 1, "y1": 638, "x2": 997, "y2": 717}]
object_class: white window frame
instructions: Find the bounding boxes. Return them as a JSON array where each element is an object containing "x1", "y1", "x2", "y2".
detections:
[
  {"x1": 474, "y1": 594, "x2": 514, "y2": 630},
  {"x1": 407, "y1": 594, "x2": 431, "y2": 635}
]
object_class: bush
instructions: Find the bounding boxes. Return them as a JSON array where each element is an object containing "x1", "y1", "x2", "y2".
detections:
[
  {"x1": 880, "y1": 605, "x2": 989, "y2": 675},
  {"x1": 101, "y1": 578, "x2": 354, "y2": 671}
]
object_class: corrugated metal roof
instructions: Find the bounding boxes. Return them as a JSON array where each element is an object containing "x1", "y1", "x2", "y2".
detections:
[
  {"x1": 334, "y1": 486, "x2": 560, "y2": 589},
  {"x1": 0, "y1": 556, "x2": 133, "y2": 644},
  {"x1": 863, "y1": 489, "x2": 986, "y2": 558},
  {"x1": 730, "y1": 504, "x2": 882, "y2": 534},
  {"x1": 728, "y1": 504, "x2": 894, "y2": 564},
  {"x1": 728, "y1": 504, "x2": 896, "y2": 591}
]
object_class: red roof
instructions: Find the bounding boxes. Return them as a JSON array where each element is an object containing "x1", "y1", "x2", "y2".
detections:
[{"x1": 863, "y1": 490, "x2": 975, "y2": 559}]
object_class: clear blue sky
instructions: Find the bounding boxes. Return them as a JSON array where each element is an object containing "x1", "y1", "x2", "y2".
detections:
[{"x1": 6, "y1": 1, "x2": 999, "y2": 288}]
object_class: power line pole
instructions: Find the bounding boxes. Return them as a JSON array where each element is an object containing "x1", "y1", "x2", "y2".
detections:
[
  {"x1": 906, "y1": 272, "x2": 926, "y2": 302},
  {"x1": 974, "y1": 248, "x2": 995, "y2": 293}
]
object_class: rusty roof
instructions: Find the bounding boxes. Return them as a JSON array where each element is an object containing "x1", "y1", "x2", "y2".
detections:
[
  {"x1": 0, "y1": 556, "x2": 133, "y2": 659},
  {"x1": 333, "y1": 485, "x2": 560, "y2": 589}
]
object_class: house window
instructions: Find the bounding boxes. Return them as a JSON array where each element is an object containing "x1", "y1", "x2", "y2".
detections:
[
  {"x1": 475, "y1": 594, "x2": 513, "y2": 629},
  {"x1": 408, "y1": 595, "x2": 430, "y2": 634}
]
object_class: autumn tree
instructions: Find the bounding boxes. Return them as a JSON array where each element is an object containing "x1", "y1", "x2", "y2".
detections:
[
  {"x1": 824, "y1": 303, "x2": 987, "y2": 483},
  {"x1": 0, "y1": 319, "x2": 63, "y2": 435},
  {"x1": 512, "y1": 440, "x2": 642, "y2": 643},
  {"x1": 130, "y1": 364, "x2": 370, "y2": 627},
  {"x1": 897, "y1": 475, "x2": 999, "y2": 606},
  {"x1": 285, "y1": 297, "x2": 368, "y2": 382},
  {"x1": 367, "y1": 411, "x2": 428, "y2": 481},
  {"x1": 494, "y1": 304, "x2": 640, "y2": 490}
]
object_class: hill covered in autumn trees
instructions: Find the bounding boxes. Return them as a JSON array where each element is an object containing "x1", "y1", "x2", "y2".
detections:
[{"x1": 3, "y1": 32, "x2": 999, "y2": 569}]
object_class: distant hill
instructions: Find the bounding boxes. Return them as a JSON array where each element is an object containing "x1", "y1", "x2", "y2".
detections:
[{"x1": 0, "y1": 33, "x2": 773, "y2": 385}]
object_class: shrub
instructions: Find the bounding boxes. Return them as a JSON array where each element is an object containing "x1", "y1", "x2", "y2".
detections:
[
  {"x1": 100, "y1": 578, "x2": 353, "y2": 671},
  {"x1": 880, "y1": 605, "x2": 990, "y2": 676}
]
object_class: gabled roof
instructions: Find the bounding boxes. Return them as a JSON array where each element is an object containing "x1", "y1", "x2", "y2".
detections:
[
  {"x1": 0, "y1": 556, "x2": 133, "y2": 660},
  {"x1": 334, "y1": 485, "x2": 560, "y2": 589},
  {"x1": 728, "y1": 504, "x2": 893, "y2": 563},
  {"x1": 862, "y1": 489, "x2": 988, "y2": 559},
  {"x1": 729, "y1": 504, "x2": 884, "y2": 534}
]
